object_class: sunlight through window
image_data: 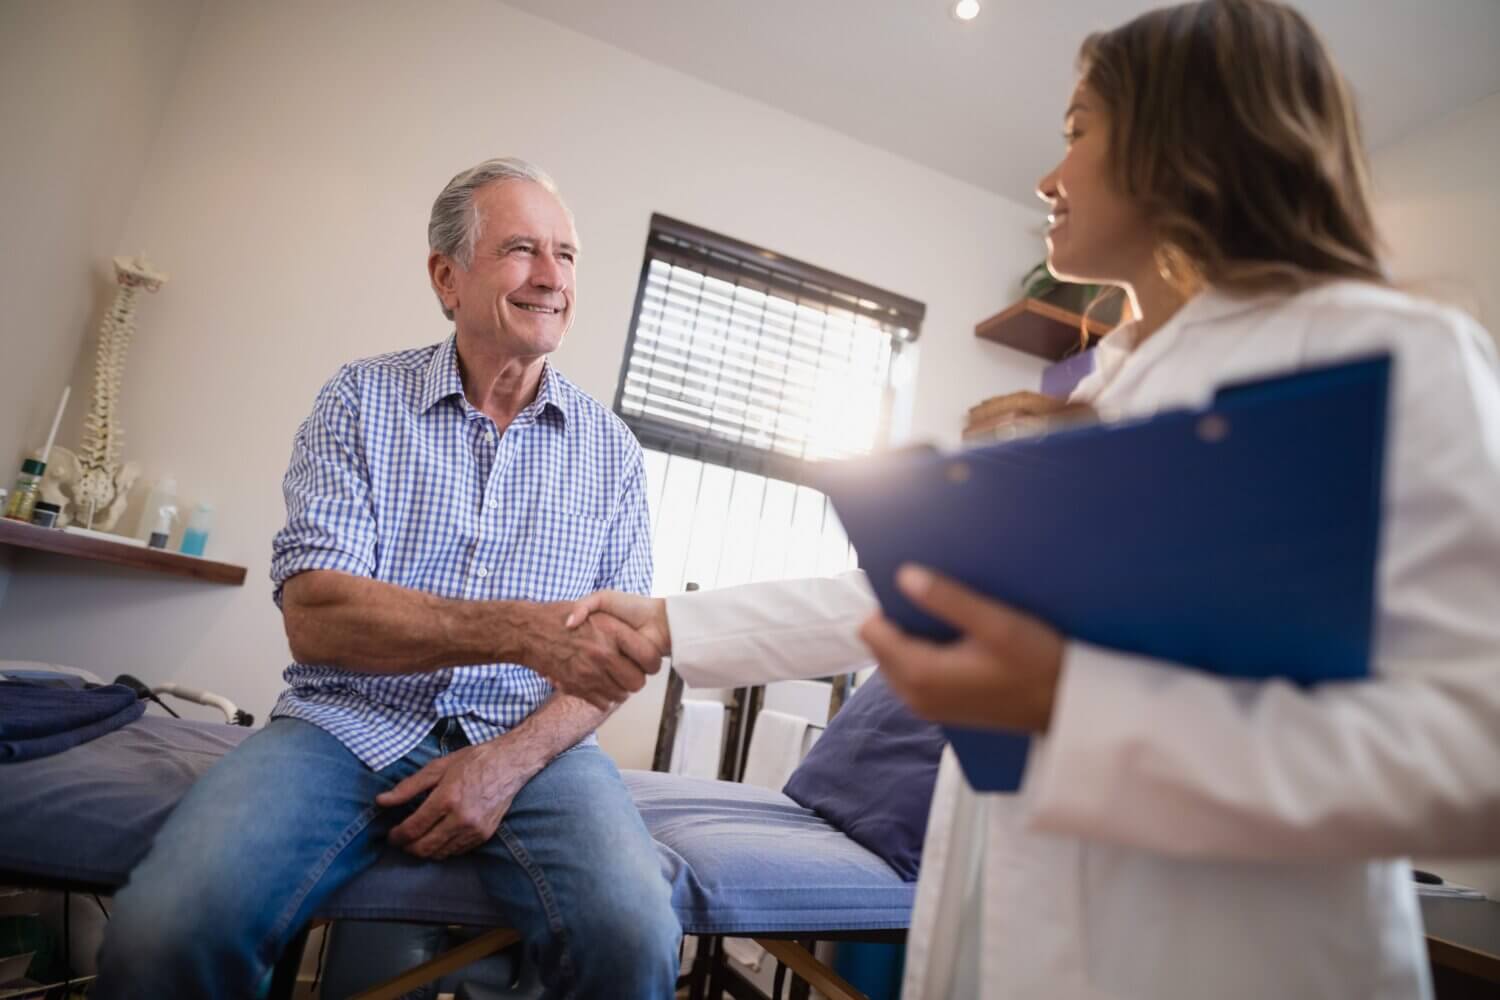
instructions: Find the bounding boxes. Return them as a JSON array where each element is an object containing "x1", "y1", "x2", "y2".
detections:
[{"x1": 614, "y1": 217, "x2": 925, "y2": 594}]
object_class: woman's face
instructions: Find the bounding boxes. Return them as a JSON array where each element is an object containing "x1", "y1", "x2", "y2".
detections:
[{"x1": 1036, "y1": 82, "x2": 1154, "y2": 286}]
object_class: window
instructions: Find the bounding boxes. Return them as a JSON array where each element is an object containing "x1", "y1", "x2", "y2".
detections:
[{"x1": 615, "y1": 216, "x2": 925, "y2": 594}]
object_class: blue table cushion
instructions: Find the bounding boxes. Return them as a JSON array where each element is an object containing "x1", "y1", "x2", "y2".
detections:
[
  {"x1": 0, "y1": 714, "x2": 913, "y2": 936},
  {"x1": 0, "y1": 714, "x2": 249, "y2": 886},
  {"x1": 625, "y1": 770, "x2": 913, "y2": 934}
]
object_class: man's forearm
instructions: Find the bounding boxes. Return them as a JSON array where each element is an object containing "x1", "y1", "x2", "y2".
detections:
[
  {"x1": 282, "y1": 570, "x2": 541, "y2": 673},
  {"x1": 480, "y1": 693, "x2": 613, "y2": 782}
]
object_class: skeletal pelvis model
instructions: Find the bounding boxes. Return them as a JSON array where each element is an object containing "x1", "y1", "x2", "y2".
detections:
[{"x1": 42, "y1": 255, "x2": 167, "y2": 530}]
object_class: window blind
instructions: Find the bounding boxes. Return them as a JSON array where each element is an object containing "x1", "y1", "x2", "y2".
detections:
[{"x1": 614, "y1": 215, "x2": 925, "y2": 485}]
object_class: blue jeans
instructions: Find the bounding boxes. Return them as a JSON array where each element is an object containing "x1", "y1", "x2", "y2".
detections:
[{"x1": 94, "y1": 717, "x2": 680, "y2": 999}]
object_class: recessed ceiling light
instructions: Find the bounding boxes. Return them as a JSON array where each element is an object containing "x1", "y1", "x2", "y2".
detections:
[{"x1": 952, "y1": 0, "x2": 981, "y2": 21}]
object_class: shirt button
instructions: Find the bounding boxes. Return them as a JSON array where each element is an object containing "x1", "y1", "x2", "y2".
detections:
[
  {"x1": 474, "y1": 566, "x2": 489, "y2": 579},
  {"x1": 487, "y1": 499, "x2": 499, "y2": 510},
  {"x1": 484, "y1": 431, "x2": 496, "y2": 444}
]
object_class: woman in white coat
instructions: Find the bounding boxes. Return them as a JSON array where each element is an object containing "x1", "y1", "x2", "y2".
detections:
[{"x1": 572, "y1": 1, "x2": 1500, "y2": 996}]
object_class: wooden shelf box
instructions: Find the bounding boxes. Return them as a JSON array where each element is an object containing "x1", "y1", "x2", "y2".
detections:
[
  {"x1": 975, "y1": 297, "x2": 1110, "y2": 362},
  {"x1": 0, "y1": 518, "x2": 247, "y2": 585}
]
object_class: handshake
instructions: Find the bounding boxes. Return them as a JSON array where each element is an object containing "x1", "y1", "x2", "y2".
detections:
[{"x1": 532, "y1": 591, "x2": 671, "y2": 710}]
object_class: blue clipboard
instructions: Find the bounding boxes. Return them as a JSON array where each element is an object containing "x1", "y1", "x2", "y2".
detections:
[{"x1": 818, "y1": 355, "x2": 1391, "y2": 792}]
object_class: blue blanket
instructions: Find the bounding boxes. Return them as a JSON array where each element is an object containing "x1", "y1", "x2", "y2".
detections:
[{"x1": 0, "y1": 682, "x2": 146, "y2": 762}]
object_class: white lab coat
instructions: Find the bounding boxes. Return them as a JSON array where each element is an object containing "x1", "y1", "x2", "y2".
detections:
[{"x1": 665, "y1": 281, "x2": 1500, "y2": 1000}]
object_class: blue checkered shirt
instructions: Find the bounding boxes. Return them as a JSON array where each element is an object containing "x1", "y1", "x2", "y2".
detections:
[{"x1": 269, "y1": 335, "x2": 652, "y2": 769}]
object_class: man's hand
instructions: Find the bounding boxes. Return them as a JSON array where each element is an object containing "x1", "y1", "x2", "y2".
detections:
[
  {"x1": 858, "y1": 564, "x2": 1066, "y2": 732},
  {"x1": 377, "y1": 693, "x2": 611, "y2": 860},
  {"x1": 519, "y1": 602, "x2": 663, "y2": 710},
  {"x1": 377, "y1": 740, "x2": 529, "y2": 859},
  {"x1": 564, "y1": 591, "x2": 671, "y2": 655}
]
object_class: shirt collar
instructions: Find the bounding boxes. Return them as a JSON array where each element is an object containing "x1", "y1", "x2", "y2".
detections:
[
  {"x1": 418, "y1": 333, "x2": 571, "y2": 425},
  {"x1": 418, "y1": 334, "x2": 467, "y2": 413},
  {"x1": 1071, "y1": 286, "x2": 1279, "y2": 406},
  {"x1": 529, "y1": 361, "x2": 572, "y2": 425},
  {"x1": 1097, "y1": 285, "x2": 1287, "y2": 358},
  {"x1": 1163, "y1": 285, "x2": 1282, "y2": 332}
]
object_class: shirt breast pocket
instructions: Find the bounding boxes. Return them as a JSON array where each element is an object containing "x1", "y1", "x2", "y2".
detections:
[{"x1": 508, "y1": 506, "x2": 610, "y2": 600}]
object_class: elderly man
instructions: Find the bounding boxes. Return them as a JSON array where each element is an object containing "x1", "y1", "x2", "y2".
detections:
[{"x1": 95, "y1": 158, "x2": 680, "y2": 998}]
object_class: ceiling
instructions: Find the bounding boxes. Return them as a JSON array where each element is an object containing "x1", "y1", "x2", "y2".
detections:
[{"x1": 501, "y1": 0, "x2": 1500, "y2": 210}]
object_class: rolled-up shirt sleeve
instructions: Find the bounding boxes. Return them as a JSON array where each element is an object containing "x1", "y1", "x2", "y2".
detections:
[{"x1": 270, "y1": 368, "x2": 378, "y2": 607}]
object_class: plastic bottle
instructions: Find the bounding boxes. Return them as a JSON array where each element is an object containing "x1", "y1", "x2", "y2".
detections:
[
  {"x1": 180, "y1": 502, "x2": 213, "y2": 557},
  {"x1": 147, "y1": 505, "x2": 175, "y2": 549},
  {"x1": 3, "y1": 457, "x2": 46, "y2": 523},
  {"x1": 137, "y1": 476, "x2": 178, "y2": 541}
]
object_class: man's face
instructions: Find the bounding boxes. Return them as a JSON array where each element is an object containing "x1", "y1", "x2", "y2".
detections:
[{"x1": 432, "y1": 179, "x2": 579, "y2": 358}]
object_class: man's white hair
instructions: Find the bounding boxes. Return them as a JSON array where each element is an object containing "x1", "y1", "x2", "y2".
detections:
[{"x1": 427, "y1": 157, "x2": 569, "y2": 320}]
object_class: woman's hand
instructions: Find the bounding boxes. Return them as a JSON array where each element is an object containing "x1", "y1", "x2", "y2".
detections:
[
  {"x1": 966, "y1": 391, "x2": 1096, "y2": 438},
  {"x1": 564, "y1": 590, "x2": 672, "y2": 657},
  {"x1": 520, "y1": 602, "x2": 661, "y2": 709},
  {"x1": 859, "y1": 565, "x2": 1066, "y2": 732}
]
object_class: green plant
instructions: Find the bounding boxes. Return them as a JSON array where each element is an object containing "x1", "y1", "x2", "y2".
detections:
[{"x1": 1021, "y1": 260, "x2": 1106, "y2": 305}]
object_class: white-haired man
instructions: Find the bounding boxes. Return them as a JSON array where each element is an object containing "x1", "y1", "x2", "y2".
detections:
[{"x1": 96, "y1": 159, "x2": 680, "y2": 998}]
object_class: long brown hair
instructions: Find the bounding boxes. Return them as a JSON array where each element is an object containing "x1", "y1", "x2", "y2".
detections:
[{"x1": 1079, "y1": 0, "x2": 1386, "y2": 296}]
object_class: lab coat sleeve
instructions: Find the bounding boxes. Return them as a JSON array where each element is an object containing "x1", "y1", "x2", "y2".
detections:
[
  {"x1": 666, "y1": 571, "x2": 880, "y2": 688},
  {"x1": 1023, "y1": 297, "x2": 1500, "y2": 859}
]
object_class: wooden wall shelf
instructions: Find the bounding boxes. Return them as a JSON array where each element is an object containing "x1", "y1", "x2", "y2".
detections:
[
  {"x1": 0, "y1": 518, "x2": 247, "y2": 585},
  {"x1": 975, "y1": 297, "x2": 1110, "y2": 361}
]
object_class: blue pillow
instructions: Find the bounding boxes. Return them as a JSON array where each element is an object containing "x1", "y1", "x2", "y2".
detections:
[{"x1": 782, "y1": 673, "x2": 947, "y2": 881}]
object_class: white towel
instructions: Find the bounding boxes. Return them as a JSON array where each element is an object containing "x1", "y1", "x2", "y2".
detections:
[
  {"x1": 739, "y1": 709, "x2": 810, "y2": 793},
  {"x1": 669, "y1": 699, "x2": 724, "y2": 781},
  {"x1": 722, "y1": 935, "x2": 767, "y2": 973}
]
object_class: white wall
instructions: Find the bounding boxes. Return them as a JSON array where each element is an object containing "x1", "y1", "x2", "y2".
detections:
[
  {"x1": 0, "y1": 0, "x2": 203, "y2": 474},
  {"x1": 1373, "y1": 89, "x2": 1500, "y2": 342},
  {"x1": 1371, "y1": 88, "x2": 1500, "y2": 898},
  {"x1": 0, "y1": 0, "x2": 1044, "y2": 767}
]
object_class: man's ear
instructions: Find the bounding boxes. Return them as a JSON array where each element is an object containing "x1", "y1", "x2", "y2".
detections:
[{"x1": 429, "y1": 251, "x2": 459, "y2": 314}]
